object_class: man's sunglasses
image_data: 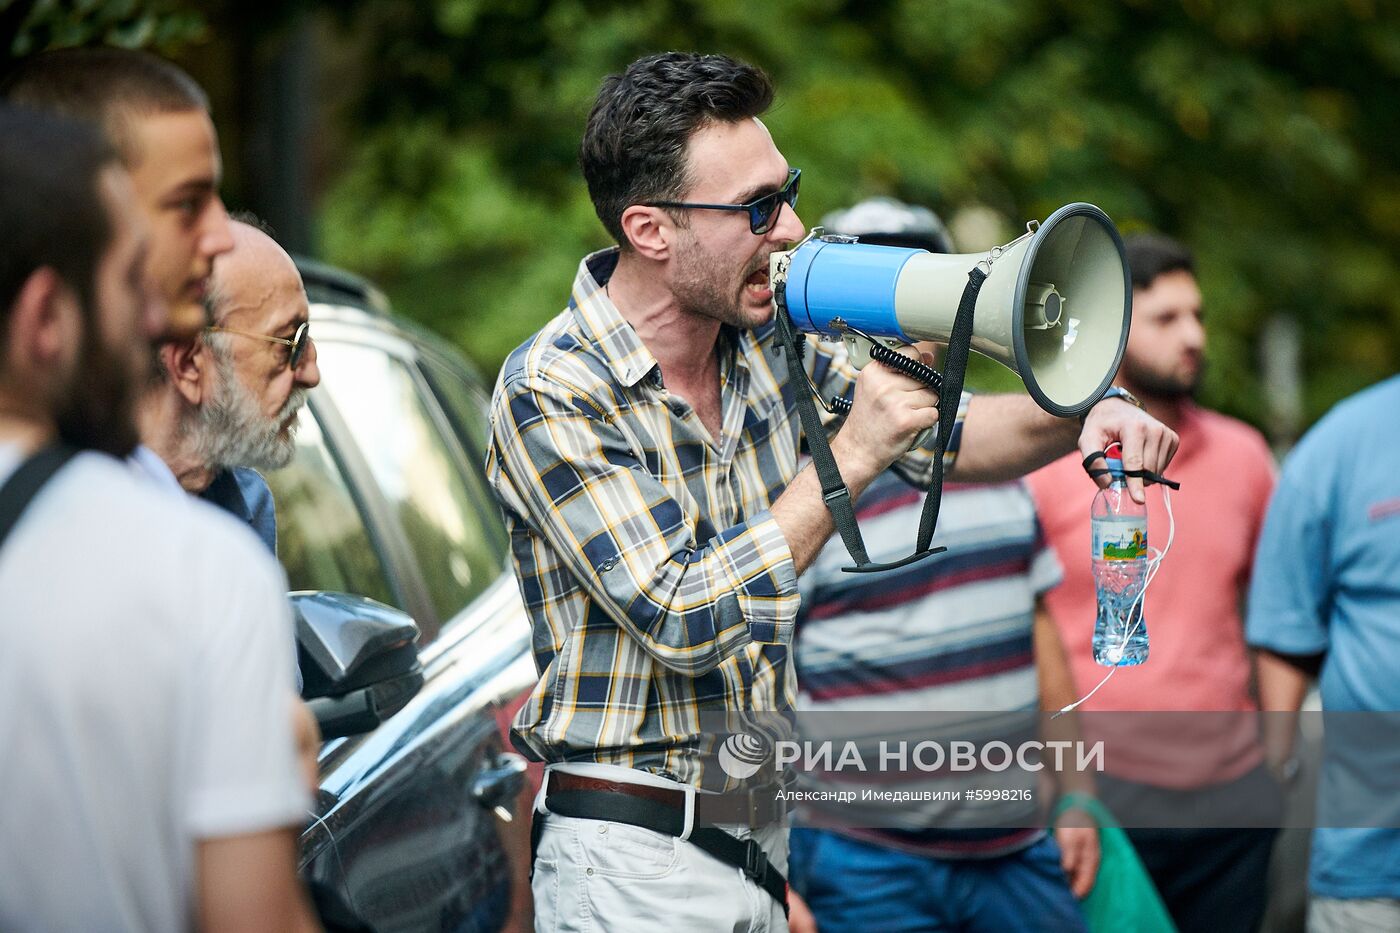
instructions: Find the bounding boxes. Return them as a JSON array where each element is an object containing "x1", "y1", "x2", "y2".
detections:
[
  {"x1": 645, "y1": 167, "x2": 801, "y2": 236},
  {"x1": 206, "y1": 320, "x2": 312, "y2": 369}
]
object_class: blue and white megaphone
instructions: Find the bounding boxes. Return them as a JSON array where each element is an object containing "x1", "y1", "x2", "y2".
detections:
[{"x1": 769, "y1": 202, "x2": 1131, "y2": 417}]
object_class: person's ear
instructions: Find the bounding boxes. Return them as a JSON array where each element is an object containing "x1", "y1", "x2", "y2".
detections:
[
  {"x1": 619, "y1": 205, "x2": 676, "y2": 261},
  {"x1": 159, "y1": 336, "x2": 209, "y2": 406},
  {"x1": 5, "y1": 267, "x2": 78, "y2": 372}
]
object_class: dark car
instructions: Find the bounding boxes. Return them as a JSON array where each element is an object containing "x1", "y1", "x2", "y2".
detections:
[{"x1": 271, "y1": 259, "x2": 538, "y2": 932}]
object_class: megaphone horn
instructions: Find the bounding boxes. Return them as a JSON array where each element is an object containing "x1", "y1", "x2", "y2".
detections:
[{"x1": 771, "y1": 202, "x2": 1131, "y2": 418}]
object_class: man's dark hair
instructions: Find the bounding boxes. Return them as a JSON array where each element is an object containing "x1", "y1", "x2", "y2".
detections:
[
  {"x1": 1, "y1": 47, "x2": 208, "y2": 166},
  {"x1": 579, "y1": 52, "x2": 774, "y2": 247},
  {"x1": 1125, "y1": 233, "x2": 1195, "y2": 291},
  {"x1": 0, "y1": 105, "x2": 116, "y2": 332}
]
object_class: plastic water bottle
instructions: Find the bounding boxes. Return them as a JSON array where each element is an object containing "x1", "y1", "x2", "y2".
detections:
[{"x1": 1091, "y1": 442, "x2": 1149, "y2": 666}]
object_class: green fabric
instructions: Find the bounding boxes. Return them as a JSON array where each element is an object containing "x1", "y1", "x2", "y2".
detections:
[{"x1": 1055, "y1": 794, "x2": 1177, "y2": 933}]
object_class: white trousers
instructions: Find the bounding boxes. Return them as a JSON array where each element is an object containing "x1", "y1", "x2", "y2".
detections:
[
  {"x1": 531, "y1": 765, "x2": 788, "y2": 933},
  {"x1": 1308, "y1": 897, "x2": 1400, "y2": 933}
]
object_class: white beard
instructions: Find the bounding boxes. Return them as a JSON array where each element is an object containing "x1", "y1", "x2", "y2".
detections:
[{"x1": 191, "y1": 350, "x2": 306, "y2": 472}]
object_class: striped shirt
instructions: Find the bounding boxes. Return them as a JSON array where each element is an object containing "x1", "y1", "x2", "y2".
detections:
[
  {"x1": 485, "y1": 248, "x2": 965, "y2": 790},
  {"x1": 795, "y1": 474, "x2": 1062, "y2": 857}
]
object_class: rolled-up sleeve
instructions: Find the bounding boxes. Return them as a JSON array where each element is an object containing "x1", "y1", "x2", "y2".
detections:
[{"x1": 490, "y1": 374, "x2": 800, "y2": 676}]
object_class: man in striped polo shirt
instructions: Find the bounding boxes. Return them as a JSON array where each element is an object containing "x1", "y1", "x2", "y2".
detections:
[{"x1": 787, "y1": 200, "x2": 1098, "y2": 933}]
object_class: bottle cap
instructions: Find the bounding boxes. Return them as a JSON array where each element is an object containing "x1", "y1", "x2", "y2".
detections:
[{"x1": 1104, "y1": 441, "x2": 1125, "y2": 477}]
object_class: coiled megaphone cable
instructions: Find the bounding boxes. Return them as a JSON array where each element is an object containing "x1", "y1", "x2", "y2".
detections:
[{"x1": 828, "y1": 328, "x2": 944, "y2": 417}]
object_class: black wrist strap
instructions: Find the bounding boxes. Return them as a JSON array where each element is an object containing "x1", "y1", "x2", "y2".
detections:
[
  {"x1": 0, "y1": 444, "x2": 78, "y2": 552},
  {"x1": 1080, "y1": 450, "x2": 1181, "y2": 489}
]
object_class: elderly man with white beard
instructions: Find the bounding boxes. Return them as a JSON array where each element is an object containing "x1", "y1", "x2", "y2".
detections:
[{"x1": 135, "y1": 218, "x2": 320, "y2": 551}]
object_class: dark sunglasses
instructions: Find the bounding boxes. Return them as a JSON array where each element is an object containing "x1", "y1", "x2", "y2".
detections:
[
  {"x1": 645, "y1": 167, "x2": 801, "y2": 235},
  {"x1": 206, "y1": 320, "x2": 312, "y2": 369}
]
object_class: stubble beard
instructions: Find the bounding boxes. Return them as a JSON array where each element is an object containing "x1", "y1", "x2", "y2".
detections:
[
  {"x1": 671, "y1": 234, "x2": 770, "y2": 330},
  {"x1": 1122, "y1": 355, "x2": 1203, "y2": 402}
]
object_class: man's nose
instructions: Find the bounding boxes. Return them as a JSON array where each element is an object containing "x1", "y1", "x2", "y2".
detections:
[
  {"x1": 768, "y1": 201, "x2": 805, "y2": 245},
  {"x1": 201, "y1": 197, "x2": 234, "y2": 259},
  {"x1": 1184, "y1": 316, "x2": 1206, "y2": 352},
  {"x1": 293, "y1": 336, "x2": 320, "y2": 388}
]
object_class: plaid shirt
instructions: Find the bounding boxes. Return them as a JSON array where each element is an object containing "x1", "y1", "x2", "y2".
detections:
[{"x1": 486, "y1": 249, "x2": 967, "y2": 788}]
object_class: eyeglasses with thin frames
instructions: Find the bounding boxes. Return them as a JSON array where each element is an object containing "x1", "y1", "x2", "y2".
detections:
[
  {"x1": 644, "y1": 167, "x2": 801, "y2": 236},
  {"x1": 206, "y1": 320, "x2": 312, "y2": 370}
]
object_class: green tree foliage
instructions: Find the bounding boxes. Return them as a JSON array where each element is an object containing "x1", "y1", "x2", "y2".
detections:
[
  {"x1": 6, "y1": 1, "x2": 1397, "y2": 433},
  {"x1": 1, "y1": 0, "x2": 202, "y2": 58},
  {"x1": 319, "y1": 0, "x2": 1400, "y2": 433}
]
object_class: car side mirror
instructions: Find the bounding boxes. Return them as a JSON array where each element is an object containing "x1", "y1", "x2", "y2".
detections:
[{"x1": 293, "y1": 591, "x2": 424, "y2": 740}]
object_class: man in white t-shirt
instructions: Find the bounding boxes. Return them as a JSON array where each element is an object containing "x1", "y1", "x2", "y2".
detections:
[{"x1": 0, "y1": 106, "x2": 316, "y2": 931}]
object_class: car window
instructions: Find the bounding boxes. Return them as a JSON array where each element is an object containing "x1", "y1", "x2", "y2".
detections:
[
  {"x1": 421, "y1": 356, "x2": 492, "y2": 453},
  {"x1": 314, "y1": 341, "x2": 505, "y2": 630},
  {"x1": 267, "y1": 409, "x2": 397, "y2": 608},
  {"x1": 419, "y1": 356, "x2": 508, "y2": 555}
]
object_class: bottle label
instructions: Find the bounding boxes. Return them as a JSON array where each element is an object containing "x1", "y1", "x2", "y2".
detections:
[{"x1": 1093, "y1": 517, "x2": 1148, "y2": 560}]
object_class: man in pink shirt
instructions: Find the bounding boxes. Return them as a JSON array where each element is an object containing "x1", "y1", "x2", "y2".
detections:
[{"x1": 1028, "y1": 234, "x2": 1281, "y2": 932}]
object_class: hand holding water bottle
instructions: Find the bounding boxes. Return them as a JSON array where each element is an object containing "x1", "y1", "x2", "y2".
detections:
[
  {"x1": 1078, "y1": 393, "x2": 1179, "y2": 504},
  {"x1": 1091, "y1": 443, "x2": 1150, "y2": 666},
  {"x1": 1055, "y1": 446, "x2": 1177, "y2": 712}
]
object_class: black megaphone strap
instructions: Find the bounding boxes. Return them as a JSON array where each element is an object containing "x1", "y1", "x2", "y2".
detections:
[
  {"x1": 772, "y1": 265, "x2": 988, "y2": 574},
  {"x1": 773, "y1": 303, "x2": 870, "y2": 566},
  {"x1": 913, "y1": 265, "x2": 986, "y2": 558}
]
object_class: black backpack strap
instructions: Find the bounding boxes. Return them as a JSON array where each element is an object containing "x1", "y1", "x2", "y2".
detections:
[{"x1": 0, "y1": 444, "x2": 79, "y2": 552}]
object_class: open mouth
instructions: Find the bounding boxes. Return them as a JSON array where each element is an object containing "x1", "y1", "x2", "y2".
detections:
[{"x1": 744, "y1": 265, "x2": 771, "y2": 299}]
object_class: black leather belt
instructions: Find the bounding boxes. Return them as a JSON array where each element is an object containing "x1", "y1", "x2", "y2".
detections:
[
  {"x1": 535, "y1": 772, "x2": 789, "y2": 916},
  {"x1": 548, "y1": 772, "x2": 786, "y2": 826}
]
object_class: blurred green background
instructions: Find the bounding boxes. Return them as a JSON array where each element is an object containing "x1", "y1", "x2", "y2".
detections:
[{"x1": 5, "y1": 0, "x2": 1398, "y2": 447}]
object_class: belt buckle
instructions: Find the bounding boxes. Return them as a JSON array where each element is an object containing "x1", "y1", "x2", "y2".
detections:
[
  {"x1": 743, "y1": 787, "x2": 761, "y2": 827},
  {"x1": 745, "y1": 783, "x2": 783, "y2": 826},
  {"x1": 743, "y1": 838, "x2": 767, "y2": 885},
  {"x1": 678, "y1": 782, "x2": 696, "y2": 841}
]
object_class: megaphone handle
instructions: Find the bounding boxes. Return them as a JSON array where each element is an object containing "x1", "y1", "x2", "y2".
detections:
[
  {"x1": 827, "y1": 339, "x2": 943, "y2": 417},
  {"x1": 856, "y1": 338, "x2": 945, "y2": 393}
]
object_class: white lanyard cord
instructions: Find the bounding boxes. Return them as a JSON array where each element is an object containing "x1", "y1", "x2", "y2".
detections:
[{"x1": 1053, "y1": 487, "x2": 1175, "y2": 718}]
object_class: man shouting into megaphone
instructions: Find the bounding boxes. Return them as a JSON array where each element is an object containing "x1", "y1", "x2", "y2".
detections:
[{"x1": 485, "y1": 51, "x2": 1177, "y2": 932}]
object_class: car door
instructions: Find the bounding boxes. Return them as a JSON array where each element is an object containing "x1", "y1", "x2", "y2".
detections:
[{"x1": 274, "y1": 313, "x2": 534, "y2": 932}]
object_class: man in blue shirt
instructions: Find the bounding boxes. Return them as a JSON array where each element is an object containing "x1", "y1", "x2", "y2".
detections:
[{"x1": 1247, "y1": 375, "x2": 1400, "y2": 932}]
